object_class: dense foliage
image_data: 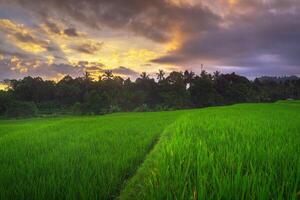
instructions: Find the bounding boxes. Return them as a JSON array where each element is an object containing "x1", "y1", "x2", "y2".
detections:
[
  {"x1": 1, "y1": 70, "x2": 299, "y2": 117},
  {"x1": 5, "y1": 101, "x2": 38, "y2": 118}
]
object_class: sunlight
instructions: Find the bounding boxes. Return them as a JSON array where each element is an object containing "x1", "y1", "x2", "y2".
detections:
[
  {"x1": 168, "y1": 0, "x2": 198, "y2": 6},
  {"x1": 0, "y1": 83, "x2": 8, "y2": 91},
  {"x1": 165, "y1": 28, "x2": 184, "y2": 52},
  {"x1": 228, "y1": 0, "x2": 239, "y2": 5},
  {"x1": 12, "y1": 41, "x2": 46, "y2": 53},
  {"x1": 47, "y1": 55, "x2": 55, "y2": 64}
]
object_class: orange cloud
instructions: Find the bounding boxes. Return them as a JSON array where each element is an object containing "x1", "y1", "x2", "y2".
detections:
[
  {"x1": 0, "y1": 19, "x2": 48, "y2": 53},
  {"x1": 227, "y1": 0, "x2": 239, "y2": 6},
  {"x1": 8, "y1": 37, "x2": 47, "y2": 53},
  {"x1": 165, "y1": 27, "x2": 185, "y2": 52}
]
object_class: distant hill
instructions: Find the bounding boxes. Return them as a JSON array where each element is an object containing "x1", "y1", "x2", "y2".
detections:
[{"x1": 257, "y1": 75, "x2": 299, "y2": 83}]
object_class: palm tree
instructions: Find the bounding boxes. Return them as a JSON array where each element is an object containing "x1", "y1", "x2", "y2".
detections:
[
  {"x1": 156, "y1": 69, "x2": 165, "y2": 82},
  {"x1": 140, "y1": 72, "x2": 149, "y2": 80},
  {"x1": 102, "y1": 70, "x2": 113, "y2": 80},
  {"x1": 183, "y1": 70, "x2": 195, "y2": 85},
  {"x1": 213, "y1": 71, "x2": 221, "y2": 80}
]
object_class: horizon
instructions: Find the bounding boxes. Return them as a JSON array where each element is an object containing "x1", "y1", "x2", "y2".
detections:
[
  {"x1": 1, "y1": 68, "x2": 299, "y2": 91},
  {"x1": 1, "y1": 69, "x2": 299, "y2": 82},
  {"x1": 0, "y1": 0, "x2": 300, "y2": 81}
]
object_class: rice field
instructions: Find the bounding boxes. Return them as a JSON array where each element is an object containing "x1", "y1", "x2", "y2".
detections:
[
  {"x1": 0, "y1": 102, "x2": 299, "y2": 199},
  {"x1": 0, "y1": 111, "x2": 187, "y2": 199},
  {"x1": 120, "y1": 102, "x2": 300, "y2": 199}
]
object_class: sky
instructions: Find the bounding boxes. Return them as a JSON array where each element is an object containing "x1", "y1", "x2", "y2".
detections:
[{"x1": 0, "y1": 0, "x2": 300, "y2": 82}]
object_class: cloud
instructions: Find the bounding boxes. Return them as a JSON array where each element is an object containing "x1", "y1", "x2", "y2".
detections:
[
  {"x1": 76, "y1": 62, "x2": 139, "y2": 77},
  {"x1": 152, "y1": 0, "x2": 300, "y2": 70},
  {"x1": 44, "y1": 20, "x2": 82, "y2": 38},
  {"x1": 0, "y1": 19, "x2": 104, "y2": 79},
  {"x1": 0, "y1": 36, "x2": 51, "y2": 62},
  {"x1": 0, "y1": 19, "x2": 54, "y2": 54},
  {"x1": 63, "y1": 28, "x2": 79, "y2": 37},
  {"x1": 0, "y1": 0, "x2": 300, "y2": 78},
  {"x1": 0, "y1": 19, "x2": 69, "y2": 63},
  {"x1": 0, "y1": 57, "x2": 85, "y2": 80},
  {"x1": 111, "y1": 66, "x2": 139, "y2": 76},
  {"x1": 86, "y1": 66, "x2": 101, "y2": 71},
  {"x1": 78, "y1": 61, "x2": 104, "y2": 71},
  {"x1": 0, "y1": 46, "x2": 32, "y2": 59},
  {"x1": 81, "y1": 63, "x2": 139, "y2": 77},
  {"x1": 0, "y1": 0, "x2": 219, "y2": 43},
  {"x1": 0, "y1": 56, "x2": 139, "y2": 80},
  {"x1": 75, "y1": 42, "x2": 103, "y2": 54},
  {"x1": 45, "y1": 21, "x2": 61, "y2": 34}
]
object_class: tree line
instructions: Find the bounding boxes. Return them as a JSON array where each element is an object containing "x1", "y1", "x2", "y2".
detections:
[{"x1": 0, "y1": 70, "x2": 299, "y2": 118}]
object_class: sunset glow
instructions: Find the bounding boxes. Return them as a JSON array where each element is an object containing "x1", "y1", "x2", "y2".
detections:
[{"x1": 0, "y1": 0, "x2": 299, "y2": 81}]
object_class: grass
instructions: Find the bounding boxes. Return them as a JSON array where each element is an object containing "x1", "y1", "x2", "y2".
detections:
[
  {"x1": 0, "y1": 110, "x2": 188, "y2": 199},
  {"x1": 0, "y1": 102, "x2": 299, "y2": 199},
  {"x1": 120, "y1": 103, "x2": 300, "y2": 199}
]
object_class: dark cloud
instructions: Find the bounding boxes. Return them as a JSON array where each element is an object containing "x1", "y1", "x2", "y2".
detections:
[
  {"x1": 13, "y1": 32, "x2": 37, "y2": 43},
  {"x1": 0, "y1": 57, "x2": 85, "y2": 80},
  {"x1": 45, "y1": 21, "x2": 61, "y2": 34},
  {"x1": 82, "y1": 64, "x2": 139, "y2": 77},
  {"x1": 0, "y1": 19, "x2": 50, "y2": 48},
  {"x1": 111, "y1": 66, "x2": 139, "y2": 76},
  {"x1": 0, "y1": 38, "x2": 50, "y2": 61},
  {"x1": 0, "y1": 0, "x2": 300, "y2": 77},
  {"x1": 50, "y1": 63, "x2": 84, "y2": 75},
  {"x1": 0, "y1": 47, "x2": 32, "y2": 59},
  {"x1": 45, "y1": 21, "x2": 80, "y2": 37},
  {"x1": 152, "y1": 0, "x2": 300, "y2": 71},
  {"x1": 75, "y1": 42, "x2": 103, "y2": 54},
  {"x1": 64, "y1": 28, "x2": 79, "y2": 37},
  {"x1": 79, "y1": 63, "x2": 139, "y2": 77},
  {"x1": 0, "y1": 56, "x2": 139, "y2": 80},
  {"x1": 0, "y1": 19, "x2": 68, "y2": 61},
  {"x1": 86, "y1": 66, "x2": 101, "y2": 71},
  {"x1": 0, "y1": 0, "x2": 219, "y2": 42},
  {"x1": 151, "y1": 55, "x2": 184, "y2": 64},
  {"x1": 78, "y1": 61, "x2": 105, "y2": 71},
  {"x1": 77, "y1": 61, "x2": 89, "y2": 66}
]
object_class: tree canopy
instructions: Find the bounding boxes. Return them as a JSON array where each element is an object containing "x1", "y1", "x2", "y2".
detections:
[{"x1": 0, "y1": 70, "x2": 299, "y2": 117}]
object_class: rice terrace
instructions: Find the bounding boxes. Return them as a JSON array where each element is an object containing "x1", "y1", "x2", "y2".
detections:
[{"x1": 0, "y1": 101, "x2": 299, "y2": 199}]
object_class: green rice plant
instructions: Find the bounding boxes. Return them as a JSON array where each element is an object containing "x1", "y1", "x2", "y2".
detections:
[
  {"x1": 120, "y1": 103, "x2": 300, "y2": 200},
  {"x1": 1, "y1": 102, "x2": 299, "y2": 200},
  {"x1": 0, "y1": 111, "x2": 187, "y2": 199}
]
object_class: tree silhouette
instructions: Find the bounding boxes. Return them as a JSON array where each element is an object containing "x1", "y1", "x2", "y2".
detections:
[
  {"x1": 140, "y1": 72, "x2": 150, "y2": 80},
  {"x1": 102, "y1": 70, "x2": 114, "y2": 80},
  {"x1": 1, "y1": 69, "x2": 299, "y2": 117},
  {"x1": 156, "y1": 69, "x2": 165, "y2": 82}
]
